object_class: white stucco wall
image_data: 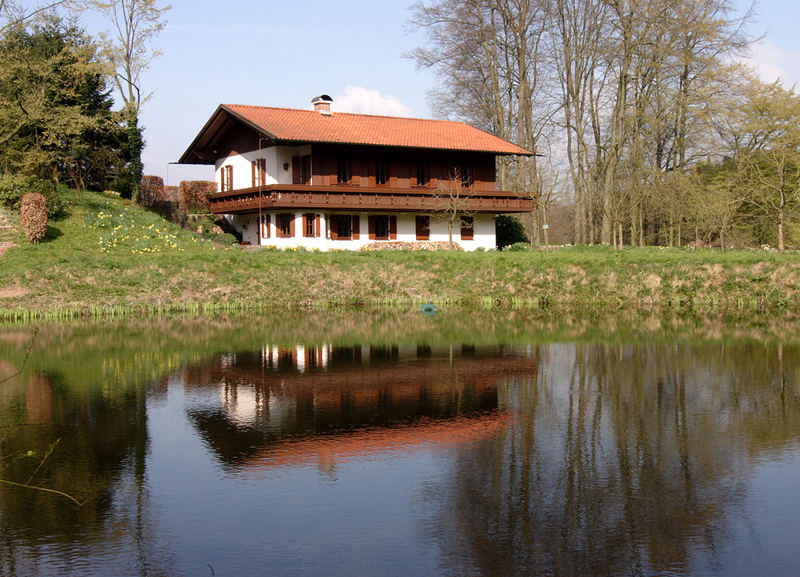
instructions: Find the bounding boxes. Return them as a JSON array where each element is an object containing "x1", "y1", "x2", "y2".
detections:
[
  {"x1": 223, "y1": 212, "x2": 497, "y2": 251},
  {"x1": 215, "y1": 145, "x2": 313, "y2": 190}
]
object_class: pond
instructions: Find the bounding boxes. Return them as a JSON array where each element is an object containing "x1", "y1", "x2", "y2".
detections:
[{"x1": 1, "y1": 311, "x2": 799, "y2": 576}]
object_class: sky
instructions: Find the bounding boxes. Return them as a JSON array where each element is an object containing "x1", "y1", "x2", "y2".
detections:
[{"x1": 63, "y1": 0, "x2": 800, "y2": 185}]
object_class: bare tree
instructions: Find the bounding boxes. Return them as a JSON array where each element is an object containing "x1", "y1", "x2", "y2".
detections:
[
  {"x1": 91, "y1": 0, "x2": 170, "y2": 201},
  {"x1": 431, "y1": 168, "x2": 477, "y2": 248}
]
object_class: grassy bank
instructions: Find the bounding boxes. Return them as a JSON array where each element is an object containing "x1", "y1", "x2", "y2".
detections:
[{"x1": 1, "y1": 190, "x2": 800, "y2": 321}]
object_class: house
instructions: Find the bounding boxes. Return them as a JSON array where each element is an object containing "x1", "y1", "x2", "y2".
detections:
[{"x1": 178, "y1": 95, "x2": 535, "y2": 250}]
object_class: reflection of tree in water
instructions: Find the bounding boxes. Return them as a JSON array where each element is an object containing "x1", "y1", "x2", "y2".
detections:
[
  {"x1": 0, "y1": 371, "x2": 176, "y2": 577},
  {"x1": 425, "y1": 342, "x2": 800, "y2": 577}
]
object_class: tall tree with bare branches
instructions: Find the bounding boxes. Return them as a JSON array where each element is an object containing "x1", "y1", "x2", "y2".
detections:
[{"x1": 91, "y1": 0, "x2": 169, "y2": 201}]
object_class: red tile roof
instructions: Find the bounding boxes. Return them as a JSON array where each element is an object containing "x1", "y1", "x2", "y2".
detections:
[{"x1": 223, "y1": 104, "x2": 534, "y2": 156}]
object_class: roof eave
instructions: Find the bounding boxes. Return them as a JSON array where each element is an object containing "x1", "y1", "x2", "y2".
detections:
[{"x1": 178, "y1": 104, "x2": 279, "y2": 165}]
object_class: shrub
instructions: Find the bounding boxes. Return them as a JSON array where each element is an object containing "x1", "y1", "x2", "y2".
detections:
[
  {"x1": 20, "y1": 192, "x2": 48, "y2": 243},
  {"x1": 179, "y1": 180, "x2": 215, "y2": 213},
  {"x1": 0, "y1": 174, "x2": 66, "y2": 219},
  {"x1": 495, "y1": 215, "x2": 529, "y2": 249},
  {"x1": 139, "y1": 174, "x2": 165, "y2": 207}
]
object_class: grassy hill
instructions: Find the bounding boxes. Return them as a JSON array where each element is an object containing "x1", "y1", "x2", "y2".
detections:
[{"x1": 1, "y1": 189, "x2": 800, "y2": 321}]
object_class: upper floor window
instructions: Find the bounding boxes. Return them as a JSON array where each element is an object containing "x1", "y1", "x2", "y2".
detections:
[
  {"x1": 293, "y1": 155, "x2": 311, "y2": 185},
  {"x1": 376, "y1": 159, "x2": 388, "y2": 185},
  {"x1": 460, "y1": 164, "x2": 473, "y2": 187},
  {"x1": 221, "y1": 165, "x2": 233, "y2": 192},
  {"x1": 416, "y1": 162, "x2": 430, "y2": 187},
  {"x1": 337, "y1": 158, "x2": 351, "y2": 184},
  {"x1": 252, "y1": 158, "x2": 266, "y2": 187}
]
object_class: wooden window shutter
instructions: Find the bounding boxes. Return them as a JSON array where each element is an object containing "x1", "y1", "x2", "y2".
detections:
[
  {"x1": 461, "y1": 216, "x2": 474, "y2": 240},
  {"x1": 352, "y1": 215, "x2": 360, "y2": 239},
  {"x1": 330, "y1": 215, "x2": 339, "y2": 240},
  {"x1": 389, "y1": 216, "x2": 397, "y2": 239},
  {"x1": 416, "y1": 215, "x2": 429, "y2": 240},
  {"x1": 290, "y1": 214, "x2": 295, "y2": 237},
  {"x1": 302, "y1": 213, "x2": 309, "y2": 237},
  {"x1": 368, "y1": 216, "x2": 376, "y2": 240},
  {"x1": 315, "y1": 214, "x2": 321, "y2": 238}
]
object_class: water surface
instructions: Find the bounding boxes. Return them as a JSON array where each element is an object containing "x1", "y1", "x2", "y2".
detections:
[{"x1": 1, "y1": 313, "x2": 799, "y2": 576}]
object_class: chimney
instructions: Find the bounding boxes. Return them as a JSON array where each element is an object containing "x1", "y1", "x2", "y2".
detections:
[{"x1": 312, "y1": 94, "x2": 333, "y2": 116}]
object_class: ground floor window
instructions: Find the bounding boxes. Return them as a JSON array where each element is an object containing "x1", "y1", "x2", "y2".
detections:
[
  {"x1": 303, "y1": 213, "x2": 319, "y2": 238},
  {"x1": 460, "y1": 215, "x2": 474, "y2": 240},
  {"x1": 277, "y1": 213, "x2": 294, "y2": 238},
  {"x1": 416, "y1": 215, "x2": 430, "y2": 240},
  {"x1": 369, "y1": 215, "x2": 396, "y2": 240},
  {"x1": 261, "y1": 213, "x2": 270, "y2": 238},
  {"x1": 330, "y1": 214, "x2": 360, "y2": 240}
]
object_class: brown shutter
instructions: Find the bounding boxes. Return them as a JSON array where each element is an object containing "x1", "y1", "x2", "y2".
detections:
[
  {"x1": 352, "y1": 215, "x2": 360, "y2": 239},
  {"x1": 389, "y1": 216, "x2": 397, "y2": 239},
  {"x1": 302, "y1": 213, "x2": 309, "y2": 237},
  {"x1": 289, "y1": 214, "x2": 295, "y2": 237},
  {"x1": 368, "y1": 216, "x2": 376, "y2": 240},
  {"x1": 315, "y1": 214, "x2": 321, "y2": 238},
  {"x1": 330, "y1": 215, "x2": 338, "y2": 240}
]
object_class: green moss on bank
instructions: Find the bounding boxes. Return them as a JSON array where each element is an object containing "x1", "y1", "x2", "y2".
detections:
[{"x1": 1, "y1": 190, "x2": 800, "y2": 321}]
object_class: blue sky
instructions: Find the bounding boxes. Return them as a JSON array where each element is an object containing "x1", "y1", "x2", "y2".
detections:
[{"x1": 68, "y1": 0, "x2": 800, "y2": 185}]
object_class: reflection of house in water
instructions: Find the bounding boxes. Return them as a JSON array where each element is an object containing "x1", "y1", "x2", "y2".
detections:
[{"x1": 184, "y1": 344, "x2": 536, "y2": 470}]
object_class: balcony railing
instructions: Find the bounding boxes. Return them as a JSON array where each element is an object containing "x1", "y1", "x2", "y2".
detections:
[{"x1": 208, "y1": 184, "x2": 535, "y2": 214}]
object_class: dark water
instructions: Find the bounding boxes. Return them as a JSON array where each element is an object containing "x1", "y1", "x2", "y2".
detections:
[{"x1": 1, "y1": 314, "x2": 799, "y2": 576}]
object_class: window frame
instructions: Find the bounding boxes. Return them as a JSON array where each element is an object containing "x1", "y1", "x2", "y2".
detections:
[{"x1": 277, "y1": 213, "x2": 295, "y2": 238}]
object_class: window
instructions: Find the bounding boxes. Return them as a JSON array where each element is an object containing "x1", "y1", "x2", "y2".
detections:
[
  {"x1": 261, "y1": 213, "x2": 270, "y2": 238},
  {"x1": 221, "y1": 165, "x2": 233, "y2": 191},
  {"x1": 330, "y1": 214, "x2": 353, "y2": 240},
  {"x1": 292, "y1": 155, "x2": 311, "y2": 185},
  {"x1": 252, "y1": 158, "x2": 266, "y2": 187},
  {"x1": 368, "y1": 215, "x2": 396, "y2": 240},
  {"x1": 337, "y1": 158, "x2": 351, "y2": 184},
  {"x1": 416, "y1": 162, "x2": 429, "y2": 187},
  {"x1": 376, "y1": 159, "x2": 388, "y2": 185},
  {"x1": 460, "y1": 164, "x2": 473, "y2": 187},
  {"x1": 303, "y1": 213, "x2": 319, "y2": 238},
  {"x1": 460, "y1": 215, "x2": 474, "y2": 240},
  {"x1": 415, "y1": 215, "x2": 430, "y2": 240},
  {"x1": 277, "y1": 213, "x2": 294, "y2": 238}
]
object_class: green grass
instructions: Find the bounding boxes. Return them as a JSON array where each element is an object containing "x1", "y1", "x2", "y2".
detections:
[{"x1": 1, "y1": 189, "x2": 800, "y2": 320}]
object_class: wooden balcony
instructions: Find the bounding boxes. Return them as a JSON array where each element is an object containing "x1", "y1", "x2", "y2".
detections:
[{"x1": 207, "y1": 184, "x2": 535, "y2": 215}]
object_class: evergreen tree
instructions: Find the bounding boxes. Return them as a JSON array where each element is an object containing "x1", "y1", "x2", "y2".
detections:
[{"x1": 0, "y1": 14, "x2": 122, "y2": 189}]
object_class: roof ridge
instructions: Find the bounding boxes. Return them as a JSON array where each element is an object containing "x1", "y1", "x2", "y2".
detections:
[{"x1": 223, "y1": 103, "x2": 472, "y2": 125}]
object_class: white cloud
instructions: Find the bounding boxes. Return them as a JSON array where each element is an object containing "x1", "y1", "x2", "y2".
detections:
[
  {"x1": 333, "y1": 86, "x2": 413, "y2": 117},
  {"x1": 742, "y1": 40, "x2": 800, "y2": 88}
]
